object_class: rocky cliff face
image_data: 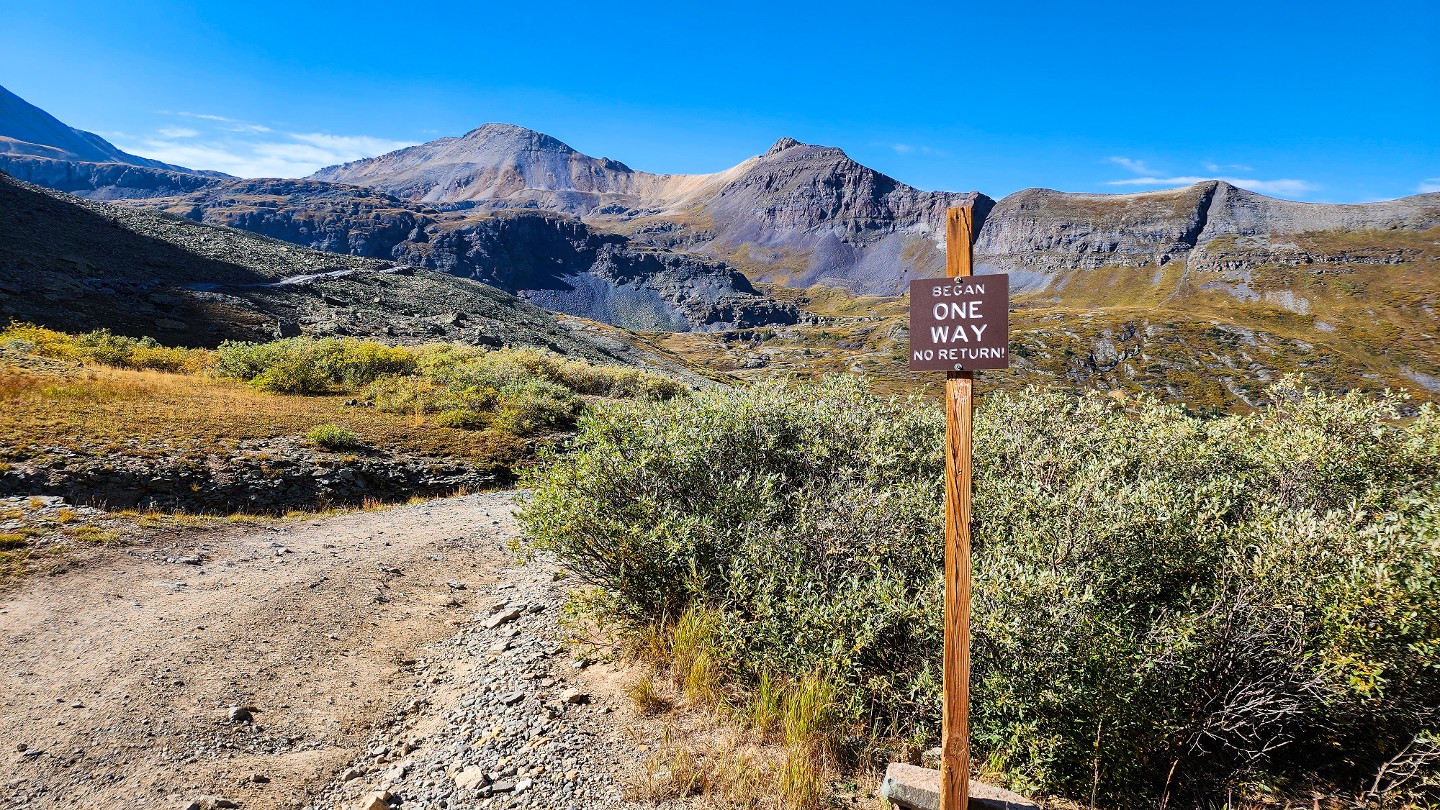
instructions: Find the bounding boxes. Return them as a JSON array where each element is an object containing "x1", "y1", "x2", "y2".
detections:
[
  {"x1": 150, "y1": 178, "x2": 439, "y2": 257},
  {"x1": 0, "y1": 155, "x2": 222, "y2": 199},
  {"x1": 974, "y1": 180, "x2": 1440, "y2": 289},
  {"x1": 409, "y1": 212, "x2": 799, "y2": 332}
]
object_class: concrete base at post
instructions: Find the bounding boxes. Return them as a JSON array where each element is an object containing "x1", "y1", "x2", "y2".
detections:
[{"x1": 879, "y1": 763, "x2": 1039, "y2": 810}]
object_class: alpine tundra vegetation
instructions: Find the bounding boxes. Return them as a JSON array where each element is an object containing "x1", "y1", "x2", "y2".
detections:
[{"x1": 518, "y1": 378, "x2": 1440, "y2": 807}]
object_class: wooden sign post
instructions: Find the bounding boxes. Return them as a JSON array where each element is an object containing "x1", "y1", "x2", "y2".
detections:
[
  {"x1": 941, "y1": 206, "x2": 976, "y2": 810},
  {"x1": 907, "y1": 206, "x2": 1010, "y2": 810}
]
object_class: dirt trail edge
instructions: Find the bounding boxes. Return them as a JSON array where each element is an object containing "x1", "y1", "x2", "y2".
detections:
[{"x1": 1, "y1": 492, "x2": 656, "y2": 810}]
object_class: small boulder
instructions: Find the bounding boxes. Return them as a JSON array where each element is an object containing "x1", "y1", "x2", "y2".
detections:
[
  {"x1": 454, "y1": 765, "x2": 489, "y2": 790},
  {"x1": 482, "y1": 608, "x2": 522, "y2": 629},
  {"x1": 354, "y1": 791, "x2": 393, "y2": 810}
]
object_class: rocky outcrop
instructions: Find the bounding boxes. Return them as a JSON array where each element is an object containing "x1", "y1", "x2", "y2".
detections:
[
  {"x1": 0, "y1": 438, "x2": 497, "y2": 514},
  {"x1": 974, "y1": 180, "x2": 1440, "y2": 287},
  {"x1": 0, "y1": 155, "x2": 223, "y2": 199},
  {"x1": 150, "y1": 178, "x2": 440, "y2": 257},
  {"x1": 974, "y1": 183, "x2": 1216, "y2": 276}
]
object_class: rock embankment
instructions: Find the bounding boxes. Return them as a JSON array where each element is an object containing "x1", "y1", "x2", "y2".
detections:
[{"x1": 0, "y1": 438, "x2": 497, "y2": 514}]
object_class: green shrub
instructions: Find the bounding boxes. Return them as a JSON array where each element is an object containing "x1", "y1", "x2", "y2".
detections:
[
  {"x1": 249, "y1": 350, "x2": 332, "y2": 394},
  {"x1": 304, "y1": 423, "x2": 362, "y2": 450},
  {"x1": 215, "y1": 338, "x2": 682, "y2": 409},
  {"x1": 420, "y1": 345, "x2": 686, "y2": 401},
  {"x1": 313, "y1": 338, "x2": 417, "y2": 387},
  {"x1": 433, "y1": 408, "x2": 490, "y2": 429},
  {"x1": 517, "y1": 377, "x2": 1440, "y2": 806},
  {"x1": 493, "y1": 379, "x2": 583, "y2": 436},
  {"x1": 215, "y1": 337, "x2": 418, "y2": 394}
]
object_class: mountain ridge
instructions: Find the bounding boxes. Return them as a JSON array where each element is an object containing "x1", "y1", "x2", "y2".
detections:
[
  {"x1": 127, "y1": 177, "x2": 803, "y2": 333},
  {"x1": 0, "y1": 83, "x2": 229, "y2": 199},
  {"x1": 304, "y1": 122, "x2": 1440, "y2": 295},
  {"x1": 0, "y1": 169, "x2": 714, "y2": 383}
]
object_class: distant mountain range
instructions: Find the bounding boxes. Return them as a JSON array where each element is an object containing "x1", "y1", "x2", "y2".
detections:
[
  {"x1": 2, "y1": 83, "x2": 1437, "y2": 405},
  {"x1": 0, "y1": 84, "x2": 229, "y2": 199},
  {"x1": 0, "y1": 171, "x2": 716, "y2": 384}
]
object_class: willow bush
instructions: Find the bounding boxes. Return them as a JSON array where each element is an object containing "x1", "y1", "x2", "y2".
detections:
[{"x1": 517, "y1": 377, "x2": 1440, "y2": 806}]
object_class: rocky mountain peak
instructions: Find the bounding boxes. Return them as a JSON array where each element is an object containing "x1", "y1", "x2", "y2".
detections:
[
  {"x1": 765, "y1": 137, "x2": 802, "y2": 156},
  {"x1": 456, "y1": 123, "x2": 584, "y2": 159}
]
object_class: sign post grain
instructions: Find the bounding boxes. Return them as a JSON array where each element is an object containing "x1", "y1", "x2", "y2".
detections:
[{"x1": 941, "y1": 206, "x2": 975, "y2": 810}]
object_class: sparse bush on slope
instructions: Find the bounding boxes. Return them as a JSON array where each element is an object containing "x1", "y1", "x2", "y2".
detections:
[
  {"x1": 2, "y1": 322, "x2": 214, "y2": 373},
  {"x1": 517, "y1": 377, "x2": 1440, "y2": 806},
  {"x1": 5, "y1": 324, "x2": 688, "y2": 443},
  {"x1": 214, "y1": 337, "x2": 417, "y2": 393},
  {"x1": 304, "y1": 423, "x2": 362, "y2": 451},
  {"x1": 212, "y1": 337, "x2": 683, "y2": 435}
]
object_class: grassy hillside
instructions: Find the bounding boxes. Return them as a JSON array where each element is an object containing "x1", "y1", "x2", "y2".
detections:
[
  {"x1": 0, "y1": 324, "x2": 688, "y2": 488},
  {"x1": 654, "y1": 231, "x2": 1440, "y2": 410}
]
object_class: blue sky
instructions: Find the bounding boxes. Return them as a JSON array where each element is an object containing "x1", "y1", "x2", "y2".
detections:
[{"x1": 2, "y1": 0, "x2": 1436, "y2": 202}]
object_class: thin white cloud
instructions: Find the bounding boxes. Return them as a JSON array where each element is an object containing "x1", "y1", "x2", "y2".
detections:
[
  {"x1": 117, "y1": 115, "x2": 415, "y2": 178},
  {"x1": 1106, "y1": 156, "x2": 1154, "y2": 174},
  {"x1": 1107, "y1": 175, "x2": 1317, "y2": 196},
  {"x1": 1419, "y1": 178, "x2": 1440, "y2": 194},
  {"x1": 1203, "y1": 160, "x2": 1253, "y2": 172},
  {"x1": 891, "y1": 143, "x2": 946, "y2": 157},
  {"x1": 173, "y1": 112, "x2": 273, "y2": 134}
]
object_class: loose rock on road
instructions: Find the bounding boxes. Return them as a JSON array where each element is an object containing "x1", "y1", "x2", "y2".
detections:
[{"x1": 0, "y1": 492, "x2": 658, "y2": 809}]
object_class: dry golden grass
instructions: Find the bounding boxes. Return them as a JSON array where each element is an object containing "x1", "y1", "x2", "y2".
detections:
[
  {"x1": 614, "y1": 606, "x2": 856, "y2": 809},
  {"x1": 0, "y1": 363, "x2": 528, "y2": 468},
  {"x1": 626, "y1": 674, "x2": 672, "y2": 716}
]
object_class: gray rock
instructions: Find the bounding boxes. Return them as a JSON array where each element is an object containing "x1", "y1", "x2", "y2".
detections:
[
  {"x1": 878, "y1": 763, "x2": 1038, "y2": 810},
  {"x1": 454, "y1": 765, "x2": 488, "y2": 790},
  {"x1": 181, "y1": 799, "x2": 239, "y2": 810},
  {"x1": 354, "y1": 791, "x2": 393, "y2": 810},
  {"x1": 483, "y1": 608, "x2": 522, "y2": 629}
]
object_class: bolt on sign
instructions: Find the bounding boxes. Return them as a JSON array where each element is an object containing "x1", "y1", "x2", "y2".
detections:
[{"x1": 908, "y1": 274, "x2": 1010, "y2": 371}]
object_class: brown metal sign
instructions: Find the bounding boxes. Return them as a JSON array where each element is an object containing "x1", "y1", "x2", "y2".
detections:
[{"x1": 908, "y1": 274, "x2": 1010, "y2": 371}]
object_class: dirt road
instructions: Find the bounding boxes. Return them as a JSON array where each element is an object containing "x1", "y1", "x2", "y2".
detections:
[{"x1": 0, "y1": 492, "x2": 652, "y2": 809}]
